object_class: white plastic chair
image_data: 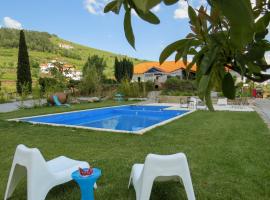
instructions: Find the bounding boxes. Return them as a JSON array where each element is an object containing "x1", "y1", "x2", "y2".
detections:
[
  {"x1": 217, "y1": 98, "x2": 228, "y2": 106},
  {"x1": 4, "y1": 144, "x2": 90, "y2": 200},
  {"x1": 128, "y1": 153, "x2": 195, "y2": 200},
  {"x1": 189, "y1": 97, "x2": 198, "y2": 110}
]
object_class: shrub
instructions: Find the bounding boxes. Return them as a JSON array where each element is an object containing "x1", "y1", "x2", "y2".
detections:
[
  {"x1": 118, "y1": 80, "x2": 146, "y2": 98},
  {"x1": 114, "y1": 57, "x2": 133, "y2": 82},
  {"x1": 144, "y1": 80, "x2": 155, "y2": 91},
  {"x1": 83, "y1": 55, "x2": 106, "y2": 80},
  {"x1": 38, "y1": 77, "x2": 59, "y2": 94},
  {"x1": 164, "y1": 77, "x2": 196, "y2": 92},
  {"x1": 162, "y1": 77, "x2": 197, "y2": 96},
  {"x1": 79, "y1": 67, "x2": 102, "y2": 95},
  {"x1": 68, "y1": 79, "x2": 81, "y2": 88}
]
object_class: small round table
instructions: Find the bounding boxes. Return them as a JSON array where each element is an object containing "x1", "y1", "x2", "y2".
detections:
[{"x1": 72, "y1": 168, "x2": 101, "y2": 200}]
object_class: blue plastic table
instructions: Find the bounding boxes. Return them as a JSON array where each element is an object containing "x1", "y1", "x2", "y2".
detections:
[{"x1": 72, "y1": 168, "x2": 101, "y2": 200}]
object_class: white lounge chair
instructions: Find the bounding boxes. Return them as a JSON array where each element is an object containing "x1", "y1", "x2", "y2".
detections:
[
  {"x1": 128, "y1": 153, "x2": 195, "y2": 200},
  {"x1": 4, "y1": 144, "x2": 90, "y2": 200},
  {"x1": 217, "y1": 98, "x2": 228, "y2": 106}
]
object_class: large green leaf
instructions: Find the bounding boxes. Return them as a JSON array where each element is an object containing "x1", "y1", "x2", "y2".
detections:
[
  {"x1": 198, "y1": 75, "x2": 210, "y2": 99},
  {"x1": 215, "y1": 0, "x2": 254, "y2": 48},
  {"x1": 255, "y1": 12, "x2": 270, "y2": 40},
  {"x1": 104, "y1": 0, "x2": 121, "y2": 14},
  {"x1": 159, "y1": 39, "x2": 201, "y2": 64},
  {"x1": 133, "y1": 0, "x2": 161, "y2": 13},
  {"x1": 247, "y1": 62, "x2": 261, "y2": 73},
  {"x1": 222, "y1": 73, "x2": 235, "y2": 99},
  {"x1": 159, "y1": 39, "x2": 189, "y2": 64},
  {"x1": 200, "y1": 46, "x2": 219, "y2": 75},
  {"x1": 188, "y1": 6, "x2": 197, "y2": 26},
  {"x1": 163, "y1": 0, "x2": 178, "y2": 5},
  {"x1": 255, "y1": 12, "x2": 270, "y2": 32},
  {"x1": 136, "y1": 9, "x2": 160, "y2": 24},
  {"x1": 205, "y1": 89, "x2": 214, "y2": 111},
  {"x1": 124, "y1": 9, "x2": 135, "y2": 49}
]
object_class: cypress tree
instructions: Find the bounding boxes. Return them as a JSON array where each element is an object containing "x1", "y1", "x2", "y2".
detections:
[
  {"x1": 17, "y1": 30, "x2": 32, "y2": 94},
  {"x1": 114, "y1": 57, "x2": 133, "y2": 82}
]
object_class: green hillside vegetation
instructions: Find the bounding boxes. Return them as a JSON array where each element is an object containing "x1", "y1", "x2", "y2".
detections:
[{"x1": 0, "y1": 28, "x2": 143, "y2": 91}]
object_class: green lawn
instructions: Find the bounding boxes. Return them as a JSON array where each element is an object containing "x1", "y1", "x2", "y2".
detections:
[{"x1": 0, "y1": 101, "x2": 269, "y2": 199}]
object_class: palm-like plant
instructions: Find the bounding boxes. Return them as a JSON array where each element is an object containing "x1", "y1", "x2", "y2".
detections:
[{"x1": 104, "y1": 0, "x2": 270, "y2": 110}]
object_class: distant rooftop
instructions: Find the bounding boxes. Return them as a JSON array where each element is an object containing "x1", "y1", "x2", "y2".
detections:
[{"x1": 134, "y1": 61, "x2": 197, "y2": 74}]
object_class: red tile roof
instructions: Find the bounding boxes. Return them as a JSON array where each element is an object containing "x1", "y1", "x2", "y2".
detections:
[{"x1": 134, "y1": 61, "x2": 197, "y2": 74}]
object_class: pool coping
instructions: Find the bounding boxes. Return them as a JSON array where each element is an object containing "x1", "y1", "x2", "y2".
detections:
[{"x1": 7, "y1": 105, "x2": 196, "y2": 135}]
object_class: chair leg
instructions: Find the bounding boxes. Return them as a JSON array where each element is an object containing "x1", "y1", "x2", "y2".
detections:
[
  {"x1": 139, "y1": 178, "x2": 154, "y2": 200},
  {"x1": 4, "y1": 164, "x2": 26, "y2": 200},
  {"x1": 128, "y1": 175, "x2": 132, "y2": 189},
  {"x1": 180, "y1": 167, "x2": 196, "y2": 200},
  {"x1": 27, "y1": 178, "x2": 51, "y2": 200},
  {"x1": 128, "y1": 168, "x2": 133, "y2": 189}
]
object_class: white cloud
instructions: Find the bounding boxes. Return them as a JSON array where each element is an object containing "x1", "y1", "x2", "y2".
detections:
[
  {"x1": 174, "y1": 1, "x2": 189, "y2": 19},
  {"x1": 3, "y1": 17, "x2": 22, "y2": 29},
  {"x1": 84, "y1": 0, "x2": 108, "y2": 15},
  {"x1": 151, "y1": 4, "x2": 161, "y2": 13},
  {"x1": 174, "y1": 0, "x2": 209, "y2": 20}
]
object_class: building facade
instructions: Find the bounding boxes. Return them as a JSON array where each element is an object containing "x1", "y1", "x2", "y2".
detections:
[{"x1": 132, "y1": 61, "x2": 196, "y2": 83}]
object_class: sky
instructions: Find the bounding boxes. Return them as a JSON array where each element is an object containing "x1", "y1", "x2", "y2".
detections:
[{"x1": 0, "y1": 0, "x2": 208, "y2": 61}]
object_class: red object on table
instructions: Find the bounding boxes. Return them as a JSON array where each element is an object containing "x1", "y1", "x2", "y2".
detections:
[{"x1": 79, "y1": 167, "x2": 94, "y2": 176}]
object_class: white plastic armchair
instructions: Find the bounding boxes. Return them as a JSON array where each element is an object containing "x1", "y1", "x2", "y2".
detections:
[
  {"x1": 217, "y1": 98, "x2": 228, "y2": 106},
  {"x1": 128, "y1": 153, "x2": 195, "y2": 200},
  {"x1": 4, "y1": 144, "x2": 90, "y2": 200}
]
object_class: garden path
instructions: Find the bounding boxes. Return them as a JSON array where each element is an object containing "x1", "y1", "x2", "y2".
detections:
[
  {"x1": 254, "y1": 98, "x2": 270, "y2": 129},
  {"x1": 0, "y1": 99, "x2": 46, "y2": 113}
]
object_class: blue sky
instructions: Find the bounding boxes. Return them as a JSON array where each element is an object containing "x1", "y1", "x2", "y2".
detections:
[{"x1": 0, "y1": 0, "x2": 206, "y2": 61}]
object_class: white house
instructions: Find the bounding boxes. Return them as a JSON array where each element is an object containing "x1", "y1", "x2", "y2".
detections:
[
  {"x1": 132, "y1": 61, "x2": 196, "y2": 83},
  {"x1": 39, "y1": 61, "x2": 82, "y2": 80},
  {"x1": 40, "y1": 63, "x2": 55, "y2": 74}
]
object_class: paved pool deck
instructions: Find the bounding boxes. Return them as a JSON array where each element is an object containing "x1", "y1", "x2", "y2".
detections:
[
  {"x1": 254, "y1": 99, "x2": 270, "y2": 128},
  {"x1": 0, "y1": 99, "x2": 46, "y2": 113},
  {"x1": 146, "y1": 103, "x2": 254, "y2": 112}
]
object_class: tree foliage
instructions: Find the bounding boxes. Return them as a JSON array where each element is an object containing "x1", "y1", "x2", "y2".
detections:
[
  {"x1": 114, "y1": 57, "x2": 134, "y2": 82},
  {"x1": 105, "y1": 0, "x2": 270, "y2": 110},
  {"x1": 80, "y1": 67, "x2": 102, "y2": 95},
  {"x1": 0, "y1": 28, "x2": 55, "y2": 52},
  {"x1": 83, "y1": 55, "x2": 107, "y2": 80},
  {"x1": 17, "y1": 30, "x2": 32, "y2": 94},
  {"x1": 0, "y1": 28, "x2": 81, "y2": 60}
]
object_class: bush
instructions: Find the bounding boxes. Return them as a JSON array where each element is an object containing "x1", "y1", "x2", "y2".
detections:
[
  {"x1": 79, "y1": 67, "x2": 102, "y2": 95},
  {"x1": 144, "y1": 80, "x2": 155, "y2": 91},
  {"x1": 162, "y1": 77, "x2": 197, "y2": 96},
  {"x1": 118, "y1": 80, "x2": 148, "y2": 98},
  {"x1": 59, "y1": 49, "x2": 81, "y2": 60},
  {"x1": 114, "y1": 57, "x2": 133, "y2": 82},
  {"x1": 38, "y1": 77, "x2": 59, "y2": 94},
  {"x1": 68, "y1": 79, "x2": 81, "y2": 88}
]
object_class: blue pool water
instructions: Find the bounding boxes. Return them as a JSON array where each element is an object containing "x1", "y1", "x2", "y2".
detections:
[{"x1": 19, "y1": 105, "x2": 189, "y2": 133}]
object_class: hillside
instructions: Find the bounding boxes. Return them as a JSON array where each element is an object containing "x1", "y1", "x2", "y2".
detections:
[{"x1": 0, "y1": 28, "x2": 143, "y2": 90}]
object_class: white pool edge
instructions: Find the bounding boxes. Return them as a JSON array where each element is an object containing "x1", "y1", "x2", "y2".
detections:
[{"x1": 7, "y1": 105, "x2": 196, "y2": 135}]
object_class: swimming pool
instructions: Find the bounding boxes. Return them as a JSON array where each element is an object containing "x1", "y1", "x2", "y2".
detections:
[{"x1": 10, "y1": 105, "x2": 193, "y2": 134}]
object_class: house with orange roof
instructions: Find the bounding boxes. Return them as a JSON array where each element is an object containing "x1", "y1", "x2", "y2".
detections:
[{"x1": 132, "y1": 61, "x2": 196, "y2": 84}]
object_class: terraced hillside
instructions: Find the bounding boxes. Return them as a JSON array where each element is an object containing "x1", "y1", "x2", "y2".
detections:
[{"x1": 0, "y1": 28, "x2": 143, "y2": 90}]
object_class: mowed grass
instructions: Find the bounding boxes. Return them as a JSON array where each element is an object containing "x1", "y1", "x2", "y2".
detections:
[{"x1": 0, "y1": 101, "x2": 270, "y2": 200}]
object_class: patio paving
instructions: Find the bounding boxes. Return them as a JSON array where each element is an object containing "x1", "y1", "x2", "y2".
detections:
[
  {"x1": 147, "y1": 103, "x2": 254, "y2": 112},
  {"x1": 0, "y1": 99, "x2": 46, "y2": 113},
  {"x1": 254, "y1": 98, "x2": 270, "y2": 128}
]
